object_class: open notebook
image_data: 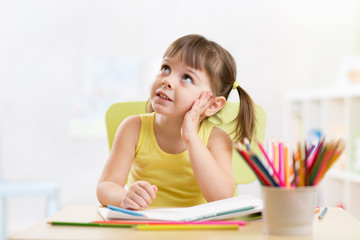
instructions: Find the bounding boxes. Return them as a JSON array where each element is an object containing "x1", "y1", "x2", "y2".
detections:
[{"x1": 98, "y1": 195, "x2": 262, "y2": 222}]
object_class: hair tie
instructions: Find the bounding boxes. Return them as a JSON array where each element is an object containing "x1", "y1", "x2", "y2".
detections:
[{"x1": 232, "y1": 81, "x2": 240, "y2": 90}]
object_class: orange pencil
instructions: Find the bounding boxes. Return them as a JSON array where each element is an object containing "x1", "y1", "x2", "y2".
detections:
[{"x1": 284, "y1": 144, "x2": 290, "y2": 188}]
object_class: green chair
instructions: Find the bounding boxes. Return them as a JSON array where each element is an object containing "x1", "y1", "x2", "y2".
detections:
[
  {"x1": 208, "y1": 102, "x2": 266, "y2": 184},
  {"x1": 105, "y1": 101, "x2": 266, "y2": 186}
]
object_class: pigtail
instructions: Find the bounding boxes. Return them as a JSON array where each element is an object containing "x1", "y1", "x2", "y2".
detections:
[
  {"x1": 145, "y1": 98, "x2": 154, "y2": 113},
  {"x1": 233, "y1": 85, "x2": 256, "y2": 143}
]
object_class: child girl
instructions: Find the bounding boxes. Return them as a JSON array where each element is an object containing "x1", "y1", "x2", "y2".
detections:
[{"x1": 97, "y1": 34, "x2": 256, "y2": 210}]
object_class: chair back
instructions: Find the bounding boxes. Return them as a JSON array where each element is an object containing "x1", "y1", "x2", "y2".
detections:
[
  {"x1": 105, "y1": 101, "x2": 147, "y2": 150},
  {"x1": 208, "y1": 102, "x2": 266, "y2": 184},
  {"x1": 105, "y1": 101, "x2": 266, "y2": 185}
]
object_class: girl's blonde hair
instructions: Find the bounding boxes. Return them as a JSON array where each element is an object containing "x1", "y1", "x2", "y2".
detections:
[{"x1": 147, "y1": 34, "x2": 256, "y2": 142}]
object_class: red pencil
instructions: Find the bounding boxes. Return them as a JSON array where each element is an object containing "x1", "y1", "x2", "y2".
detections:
[{"x1": 237, "y1": 149, "x2": 271, "y2": 186}]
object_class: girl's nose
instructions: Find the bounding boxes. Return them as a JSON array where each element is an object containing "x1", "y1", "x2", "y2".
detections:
[{"x1": 161, "y1": 77, "x2": 174, "y2": 89}]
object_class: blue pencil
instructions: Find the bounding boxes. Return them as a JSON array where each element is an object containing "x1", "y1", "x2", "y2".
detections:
[
  {"x1": 249, "y1": 153, "x2": 279, "y2": 187},
  {"x1": 237, "y1": 149, "x2": 267, "y2": 186},
  {"x1": 318, "y1": 207, "x2": 328, "y2": 220},
  {"x1": 235, "y1": 141, "x2": 279, "y2": 187},
  {"x1": 107, "y1": 205, "x2": 145, "y2": 217}
]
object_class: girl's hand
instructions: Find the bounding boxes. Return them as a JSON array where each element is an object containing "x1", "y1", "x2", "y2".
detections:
[
  {"x1": 121, "y1": 181, "x2": 158, "y2": 210},
  {"x1": 181, "y1": 92, "x2": 213, "y2": 144}
]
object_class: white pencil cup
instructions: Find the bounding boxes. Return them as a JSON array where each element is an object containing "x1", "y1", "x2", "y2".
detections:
[{"x1": 261, "y1": 186, "x2": 317, "y2": 235}]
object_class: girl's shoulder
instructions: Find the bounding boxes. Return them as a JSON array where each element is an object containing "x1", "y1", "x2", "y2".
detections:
[
  {"x1": 121, "y1": 114, "x2": 141, "y2": 126},
  {"x1": 207, "y1": 126, "x2": 232, "y2": 148},
  {"x1": 120, "y1": 112, "x2": 154, "y2": 131},
  {"x1": 116, "y1": 114, "x2": 142, "y2": 137},
  {"x1": 209, "y1": 125, "x2": 231, "y2": 139},
  {"x1": 113, "y1": 114, "x2": 143, "y2": 147}
]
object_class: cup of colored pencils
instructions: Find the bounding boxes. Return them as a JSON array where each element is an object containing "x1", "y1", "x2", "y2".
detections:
[{"x1": 233, "y1": 137, "x2": 345, "y2": 235}]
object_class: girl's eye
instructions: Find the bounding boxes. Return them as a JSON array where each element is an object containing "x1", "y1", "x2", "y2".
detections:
[
  {"x1": 161, "y1": 65, "x2": 170, "y2": 74},
  {"x1": 181, "y1": 74, "x2": 193, "y2": 84}
]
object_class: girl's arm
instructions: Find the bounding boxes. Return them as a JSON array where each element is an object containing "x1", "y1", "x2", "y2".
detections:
[
  {"x1": 182, "y1": 93, "x2": 236, "y2": 202},
  {"x1": 96, "y1": 115, "x2": 157, "y2": 209},
  {"x1": 186, "y1": 126, "x2": 236, "y2": 202}
]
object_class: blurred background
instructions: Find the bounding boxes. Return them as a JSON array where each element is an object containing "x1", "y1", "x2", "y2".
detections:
[{"x1": 1, "y1": 0, "x2": 360, "y2": 238}]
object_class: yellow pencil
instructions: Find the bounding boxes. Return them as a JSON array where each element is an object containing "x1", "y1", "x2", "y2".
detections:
[
  {"x1": 274, "y1": 143, "x2": 279, "y2": 173},
  {"x1": 136, "y1": 224, "x2": 239, "y2": 230}
]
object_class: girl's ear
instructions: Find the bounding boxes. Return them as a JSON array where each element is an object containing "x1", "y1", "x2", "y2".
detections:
[{"x1": 204, "y1": 96, "x2": 226, "y2": 117}]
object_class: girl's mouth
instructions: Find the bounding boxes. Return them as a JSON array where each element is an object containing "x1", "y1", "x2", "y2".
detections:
[{"x1": 156, "y1": 91, "x2": 172, "y2": 101}]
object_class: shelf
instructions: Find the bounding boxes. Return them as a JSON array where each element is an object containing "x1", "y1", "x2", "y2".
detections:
[
  {"x1": 285, "y1": 86, "x2": 360, "y2": 102},
  {"x1": 326, "y1": 169, "x2": 360, "y2": 184},
  {"x1": 284, "y1": 87, "x2": 360, "y2": 219}
]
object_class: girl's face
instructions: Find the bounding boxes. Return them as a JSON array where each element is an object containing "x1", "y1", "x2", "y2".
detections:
[{"x1": 150, "y1": 57, "x2": 212, "y2": 118}]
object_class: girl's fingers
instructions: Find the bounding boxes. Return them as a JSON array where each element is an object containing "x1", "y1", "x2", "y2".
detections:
[
  {"x1": 122, "y1": 197, "x2": 142, "y2": 210},
  {"x1": 123, "y1": 181, "x2": 157, "y2": 209},
  {"x1": 124, "y1": 190, "x2": 150, "y2": 209},
  {"x1": 137, "y1": 181, "x2": 157, "y2": 199},
  {"x1": 190, "y1": 92, "x2": 213, "y2": 118},
  {"x1": 182, "y1": 92, "x2": 213, "y2": 142},
  {"x1": 134, "y1": 186, "x2": 153, "y2": 205}
]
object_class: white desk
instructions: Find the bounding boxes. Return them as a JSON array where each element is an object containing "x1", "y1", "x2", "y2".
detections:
[{"x1": 9, "y1": 206, "x2": 360, "y2": 240}]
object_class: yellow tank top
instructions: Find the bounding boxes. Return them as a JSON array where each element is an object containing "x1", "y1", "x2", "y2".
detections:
[{"x1": 127, "y1": 112, "x2": 215, "y2": 208}]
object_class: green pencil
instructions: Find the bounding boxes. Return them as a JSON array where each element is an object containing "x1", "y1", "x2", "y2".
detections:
[
  {"x1": 309, "y1": 145, "x2": 327, "y2": 185},
  {"x1": 50, "y1": 221, "x2": 133, "y2": 228}
]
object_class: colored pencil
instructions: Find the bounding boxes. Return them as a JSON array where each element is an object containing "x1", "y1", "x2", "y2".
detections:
[
  {"x1": 236, "y1": 148, "x2": 270, "y2": 186},
  {"x1": 292, "y1": 152, "x2": 298, "y2": 186},
  {"x1": 94, "y1": 220, "x2": 246, "y2": 226},
  {"x1": 306, "y1": 141, "x2": 318, "y2": 165},
  {"x1": 312, "y1": 142, "x2": 337, "y2": 185},
  {"x1": 49, "y1": 221, "x2": 133, "y2": 228},
  {"x1": 298, "y1": 142, "x2": 305, "y2": 186},
  {"x1": 273, "y1": 142, "x2": 279, "y2": 173},
  {"x1": 236, "y1": 141, "x2": 280, "y2": 187},
  {"x1": 249, "y1": 153, "x2": 279, "y2": 187},
  {"x1": 257, "y1": 141, "x2": 284, "y2": 186},
  {"x1": 235, "y1": 138, "x2": 344, "y2": 188},
  {"x1": 304, "y1": 142, "x2": 309, "y2": 185},
  {"x1": 284, "y1": 144, "x2": 290, "y2": 188},
  {"x1": 278, "y1": 141, "x2": 284, "y2": 185},
  {"x1": 308, "y1": 137, "x2": 325, "y2": 175},
  {"x1": 319, "y1": 141, "x2": 345, "y2": 182},
  {"x1": 318, "y1": 207, "x2": 328, "y2": 220},
  {"x1": 136, "y1": 224, "x2": 239, "y2": 230},
  {"x1": 108, "y1": 205, "x2": 145, "y2": 217},
  {"x1": 185, "y1": 205, "x2": 255, "y2": 221},
  {"x1": 309, "y1": 145, "x2": 328, "y2": 185},
  {"x1": 237, "y1": 142, "x2": 279, "y2": 186}
]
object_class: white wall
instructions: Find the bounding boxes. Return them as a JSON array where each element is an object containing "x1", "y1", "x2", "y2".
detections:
[{"x1": 0, "y1": 0, "x2": 358, "y2": 235}]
